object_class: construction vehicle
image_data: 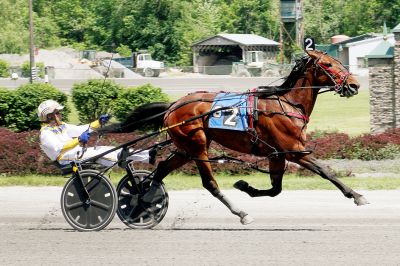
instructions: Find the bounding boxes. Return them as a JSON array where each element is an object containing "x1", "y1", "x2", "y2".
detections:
[{"x1": 231, "y1": 51, "x2": 282, "y2": 77}]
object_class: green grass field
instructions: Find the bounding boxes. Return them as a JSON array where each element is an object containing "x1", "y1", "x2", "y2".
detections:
[
  {"x1": 308, "y1": 90, "x2": 370, "y2": 135},
  {"x1": 1, "y1": 172, "x2": 399, "y2": 190}
]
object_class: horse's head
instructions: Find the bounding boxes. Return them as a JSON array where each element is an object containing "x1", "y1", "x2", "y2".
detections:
[{"x1": 307, "y1": 50, "x2": 360, "y2": 97}]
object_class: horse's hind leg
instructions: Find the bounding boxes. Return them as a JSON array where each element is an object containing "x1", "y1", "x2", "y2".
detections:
[
  {"x1": 195, "y1": 153, "x2": 254, "y2": 225},
  {"x1": 234, "y1": 156, "x2": 286, "y2": 197},
  {"x1": 293, "y1": 154, "x2": 369, "y2": 206}
]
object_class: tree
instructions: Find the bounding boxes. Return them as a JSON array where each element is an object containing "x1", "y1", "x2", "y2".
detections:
[
  {"x1": 303, "y1": 0, "x2": 342, "y2": 43},
  {"x1": 111, "y1": 0, "x2": 186, "y2": 63},
  {"x1": 218, "y1": 0, "x2": 279, "y2": 39},
  {"x1": 0, "y1": 0, "x2": 29, "y2": 53}
]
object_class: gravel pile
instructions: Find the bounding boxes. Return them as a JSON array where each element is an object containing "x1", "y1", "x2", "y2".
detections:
[{"x1": 0, "y1": 48, "x2": 141, "y2": 79}]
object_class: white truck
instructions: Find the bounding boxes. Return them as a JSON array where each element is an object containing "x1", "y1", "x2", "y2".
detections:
[{"x1": 132, "y1": 51, "x2": 164, "y2": 77}]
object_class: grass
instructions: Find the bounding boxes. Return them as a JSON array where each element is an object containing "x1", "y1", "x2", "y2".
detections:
[
  {"x1": 308, "y1": 90, "x2": 370, "y2": 136},
  {"x1": 1, "y1": 172, "x2": 399, "y2": 190}
]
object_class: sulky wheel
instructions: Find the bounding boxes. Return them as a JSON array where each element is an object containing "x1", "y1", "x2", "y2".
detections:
[
  {"x1": 116, "y1": 170, "x2": 169, "y2": 229},
  {"x1": 60, "y1": 170, "x2": 117, "y2": 232}
]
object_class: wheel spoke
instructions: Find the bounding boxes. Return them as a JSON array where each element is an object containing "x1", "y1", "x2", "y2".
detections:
[
  {"x1": 91, "y1": 200, "x2": 112, "y2": 211},
  {"x1": 85, "y1": 177, "x2": 101, "y2": 194},
  {"x1": 65, "y1": 201, "x2": 84, "y2": 211}
]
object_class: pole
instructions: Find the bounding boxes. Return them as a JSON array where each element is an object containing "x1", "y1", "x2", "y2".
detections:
[{"x1": 28, "y1": 0, "x2": 35, "y2": 83}]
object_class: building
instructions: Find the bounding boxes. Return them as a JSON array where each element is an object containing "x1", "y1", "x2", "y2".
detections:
[
  {"x1": 322, "y1": 33, "x2": 395, "y2": 76},
  {"x1": 191, "y1": 34, "x2": 280, "y2": 75}
]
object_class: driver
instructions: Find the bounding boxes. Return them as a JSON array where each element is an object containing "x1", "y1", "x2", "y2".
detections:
[{"x1": 38, "y1": 99, "x2": 154, "y2": 167}]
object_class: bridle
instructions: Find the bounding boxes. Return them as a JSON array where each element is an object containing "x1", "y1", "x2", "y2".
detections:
[{"x1": 311, "y1": 52, "x2": 357, "y2": 97}]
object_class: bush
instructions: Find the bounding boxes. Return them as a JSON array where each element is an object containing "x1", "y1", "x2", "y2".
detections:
[
  {"x1": 0, "y1": 128, "x2": 59, "y2": 175},
  {"x1": 3, "y1": 83, "x2": 69, "y2": 131},
  {"x1": 307, "y1": 129, "x2": 400, "y2": 160},
  {"x1": 1, "y1": 126, "x2": 400, "y2": 175},
  {"x1": 0, "y1": 59, "x2": 10, "y2": 77},
  {"x1": 21, "y1": 61, "x2": 45, "y2": 78},
  {"x1": 72, "y1": 79, "x2": 123, "y2": 123},
  {"x1": 306, "y1": 131, "x2": 352, "y2": 159},
  {"x1": 0, "y1": 88, "x2": 14, "y2": 126},
  {"x1": 112, "y1": 84, "x2": 169, "y2": 121}
]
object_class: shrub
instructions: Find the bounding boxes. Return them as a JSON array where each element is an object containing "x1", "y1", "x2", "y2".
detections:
[
  {"x1": 21, "y1": 61, "x2": 45, "y2": 78},
  {"x1": 345, "y1": 129, "x2": 400, "y2": 160},
  {"x1": 307, "y1": 129, "x2": 400, "y2": 160},
  {"x1": 0, "y1": 88, "x2": 14, "y2": 126},
  {"x1": 306, "y1": 131, "x2": 352, "y2": 159},
  {"x1": 4, "y1": 83, "x2": 69, "y2": 131},
  {"x1": 112, "y1": 84, "x2": 169, "y2": 121},
  {"x1": 72, "y1": 79, "x2": 123, "y2": 123},
  {"x1": 0, "y1": 128, "x2": 60, "y2": 175},
  {"x1": 1, "y1": 125, "x2": 400, "y2": 175},
  {"x1": 0, "y1": 59, "x2": 10, "y2": 77}
]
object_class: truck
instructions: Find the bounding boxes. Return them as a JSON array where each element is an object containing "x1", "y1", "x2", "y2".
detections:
[
  {"x1": 132, "y1": 51, "x2": 164, "y2": 77},
  {"x1": 112, "y1": 51, "x2": 165, "y2": 77},
  {"x1": 231, "y1": 51, "x2": 284, "y2": 77}
]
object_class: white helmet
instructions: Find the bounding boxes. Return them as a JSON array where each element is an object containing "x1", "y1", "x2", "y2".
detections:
[{"x1": 37, "y1": 100, "x2": 64, "y2": 122}]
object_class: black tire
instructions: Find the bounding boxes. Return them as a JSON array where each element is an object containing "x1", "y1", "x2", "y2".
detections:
[
  {"x1": 116, "y1": 170, "x2": 169, "y2": 229},
  {"x1": 152, "y1": 69, "x2": 161, "y2": 77},
  {"x1": 60, "y1": 170, "x2": 117, "y2": 232},
  {"x1": 144, "y1": 68, "x2": 155, "y2": 77},
  {"x1": 237, "y1": 70, "x2": 251, "y2": 77}
]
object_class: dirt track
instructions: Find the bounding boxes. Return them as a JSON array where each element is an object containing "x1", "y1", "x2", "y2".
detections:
[{"x1": 1, "y1": 187, "x2": 400, "y2": 265}]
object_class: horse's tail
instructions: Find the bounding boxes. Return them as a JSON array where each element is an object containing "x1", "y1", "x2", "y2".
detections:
[{"x1": 98, "y1": 102, "x2": 172, "y2": 133}]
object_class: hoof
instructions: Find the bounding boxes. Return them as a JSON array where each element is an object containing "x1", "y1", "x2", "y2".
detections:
[
  {"x1": 354, "y1": 195, "x2": 370, "y2": 206},
  {"x1": 233, "y1": 180, "x2": 249, "y2": 191},
  {"x1": 240, "y1": 214, "x2": 254, "y2": 225}
]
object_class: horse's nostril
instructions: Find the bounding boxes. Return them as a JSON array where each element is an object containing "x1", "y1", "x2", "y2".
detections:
[{"x1": 349, "y1": 83, "x2": 359, "y2": 90}]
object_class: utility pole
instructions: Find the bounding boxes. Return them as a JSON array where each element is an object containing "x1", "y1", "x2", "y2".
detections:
[{"x1": 28, "y1": 0, "x2": 35, "y2": 83}]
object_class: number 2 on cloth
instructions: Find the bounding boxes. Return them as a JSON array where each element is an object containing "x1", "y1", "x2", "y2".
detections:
[{"x1": 223, "y1": 108, "x2": 238, "y2": 126}]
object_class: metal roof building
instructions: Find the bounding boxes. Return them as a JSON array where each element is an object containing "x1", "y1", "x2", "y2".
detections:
[{"x1": 191, "y1": 34, "x2": 280, "y2": 74}]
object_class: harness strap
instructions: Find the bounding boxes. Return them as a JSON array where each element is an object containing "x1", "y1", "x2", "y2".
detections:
[{"x1": 285, "y1": 112, "x2": 310, "y2": 122}]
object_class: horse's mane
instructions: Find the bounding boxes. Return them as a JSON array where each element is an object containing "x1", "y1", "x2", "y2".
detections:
[
  {"x1": 256, "y1": 55, "x2": 310, "y2": 97},
  {"x1": 278, "y1": 55, "x2": 310, "y2": 90}
]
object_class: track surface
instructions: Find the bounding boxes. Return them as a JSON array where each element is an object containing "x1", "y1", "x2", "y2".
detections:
[{"x1": 1, "y1": 187, "x2": 399, "y2": 265}]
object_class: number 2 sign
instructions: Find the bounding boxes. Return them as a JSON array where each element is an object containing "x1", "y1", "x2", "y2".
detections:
[{"x1": 304, "y1": 37, "x2": 315, "y2": 51}]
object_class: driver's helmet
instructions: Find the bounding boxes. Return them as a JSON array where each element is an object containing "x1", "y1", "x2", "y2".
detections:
[{"x1": 37, "y1": 100, "x2": 64, "y2": 122}]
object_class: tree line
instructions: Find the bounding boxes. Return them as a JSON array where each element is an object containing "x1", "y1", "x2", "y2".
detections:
[{"x1": 0, "y1": 0, "x2": 399, "y2": 65}]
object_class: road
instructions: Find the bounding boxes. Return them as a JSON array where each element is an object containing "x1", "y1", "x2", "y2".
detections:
[
  {"x1": 0, "y1": 75, "x2": 369, "y2": 95},
  {"x1": 0, "y1": 187, "x2": 399, "y2": 265}
]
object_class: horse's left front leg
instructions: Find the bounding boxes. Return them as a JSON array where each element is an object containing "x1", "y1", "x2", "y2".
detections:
[
  {"x1": 292, "y1": 154, "x2": 369, "y2": 206},
  {"x1": 234, "y1": 156, "x2": 286, "y2": 197}
]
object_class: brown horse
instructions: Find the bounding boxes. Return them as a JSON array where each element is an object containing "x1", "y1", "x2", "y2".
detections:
[{"x1": 102, "y1": 50, "x2": 368, "y2": 224}]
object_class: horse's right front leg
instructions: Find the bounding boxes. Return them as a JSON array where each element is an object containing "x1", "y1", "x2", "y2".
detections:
[{"x1": 292, "y1": 154, "x2": 369, "y2": 206}]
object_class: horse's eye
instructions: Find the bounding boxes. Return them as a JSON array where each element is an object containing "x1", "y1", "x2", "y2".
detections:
[{"x1": 324, "y1": 63, "x2": 332, "y2": 68}]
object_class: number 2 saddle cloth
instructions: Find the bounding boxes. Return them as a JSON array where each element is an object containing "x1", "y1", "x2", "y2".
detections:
[{"x1": 208, "y1": 92, "x2": 257, "y2": 131}]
